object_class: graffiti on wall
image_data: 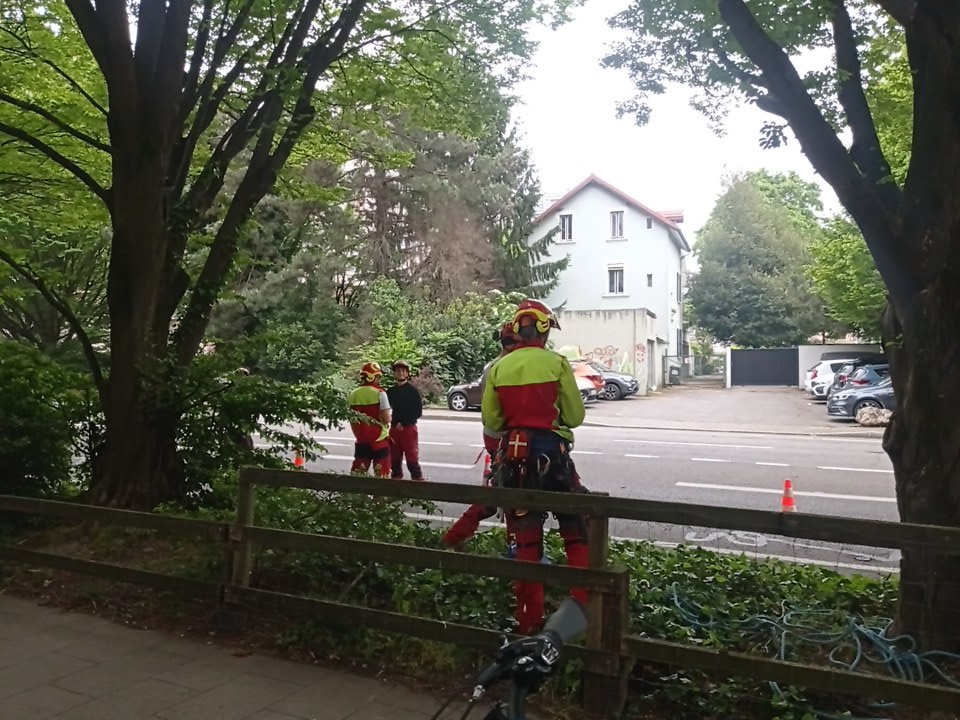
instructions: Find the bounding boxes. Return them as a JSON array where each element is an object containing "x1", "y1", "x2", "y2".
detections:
[
  {"x1": 634, "y1": 343, "x2": 646, "y2": 365},
  {"x1": 584, "y1": 345, "x2": 619, "y2": 368}
]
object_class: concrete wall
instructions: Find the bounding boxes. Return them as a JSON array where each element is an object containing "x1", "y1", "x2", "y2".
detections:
[
  {"x1": 796, "y1": 344, "x2": 883, "y2": 387},
  {"x1": 551, "y1": 308, "x2": 661, "y2": 394},
  {"x1": 531, "y1": 183, "x2": 686, "y2": 356}
]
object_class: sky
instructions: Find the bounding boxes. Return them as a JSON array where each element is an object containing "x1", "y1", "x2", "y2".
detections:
[{"x1": 511, "y1": 0, "x2": 840, "y2": 246}]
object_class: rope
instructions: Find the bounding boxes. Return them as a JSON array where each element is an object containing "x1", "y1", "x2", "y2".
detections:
[{"x1": 666, "y1": 583, "x2": 960, "y2": 719}]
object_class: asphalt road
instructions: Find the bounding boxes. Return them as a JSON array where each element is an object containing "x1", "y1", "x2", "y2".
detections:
[{"x1": 256, "y1": 418, "x2": 900, "y2": 575}]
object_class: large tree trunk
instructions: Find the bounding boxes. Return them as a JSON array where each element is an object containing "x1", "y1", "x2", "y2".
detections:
[{"x1": 884, "y1": 293, "x2": 960, "y2": 651}]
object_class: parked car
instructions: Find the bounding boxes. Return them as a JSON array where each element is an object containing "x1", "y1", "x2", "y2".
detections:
[
  {"x1": 845, "y1": 364, "x2": 890, "y2": 389},
  {"x1": 827, "y1": 376, "x2": 896, "y2": 419},
  {"x1": 447, "y1": 377, "x2": 482, "y2": 411},
  {"x1": 806, "y1": 359, "x2": 854, "y2": 400},
  {"x1": 826, "y1": 355, "x2": 887, "y2": 398},
  {"x1": 829, "y1": 361, "x2": 889, "y2": 398},
  {"x1": 583, "y1": 359, "x2": 639, "y2": 400},
  {"x1": 576, "y1": 375, "x2": 599, "y2": 404},
  {"x1": 569, "y1": 360, "x2": 604, "y2": 394},
  {"x1": 447, "y1": 368, "x2": 599, "y2": 411}
]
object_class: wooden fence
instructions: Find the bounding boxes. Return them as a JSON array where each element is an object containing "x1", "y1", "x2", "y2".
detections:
[{"x1": 2, "y1": 467, "x2": 960, "y2": 716}]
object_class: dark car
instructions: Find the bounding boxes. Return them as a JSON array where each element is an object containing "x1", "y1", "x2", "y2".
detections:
[
  {"x1": 582, "y1": 360, "x2": 640, "y2": 400},
  {"x1": 827, "y1": 355, "x2": 887, "y2": 398},
  {"x1": 827, "y1": 376, "x2": 896, "y2": 419},
  {"x1": 447, "y1": 377, "x2": 482, "y2": 411}
]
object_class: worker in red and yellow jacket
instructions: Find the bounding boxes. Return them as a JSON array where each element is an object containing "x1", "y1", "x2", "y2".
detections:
[
  {"x1": 347, "y1": 362, "x2": 392, "y2": 477},
  {"x1": 481, "y1": 299, "x2": 589, "y2": 635}
]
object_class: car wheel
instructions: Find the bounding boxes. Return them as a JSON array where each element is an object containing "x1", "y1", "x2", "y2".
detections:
[
  {"x1": 853, "y1": 399, "x2": 883, "y2": 414},
  {"x1": 448, "y1": 392, "x2": 468, "y2": 411},
  {"x1": 604, "y1": 382, "x2": 622, "y2": 401}
]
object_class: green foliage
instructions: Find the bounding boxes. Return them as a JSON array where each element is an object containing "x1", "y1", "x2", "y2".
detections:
[
  {"x1": 347, "y1": 279, "x2": 525, "y2": 396},
  {"x1": 806, "y1": 218, "x2": 887, "y2": 341},
  {"x1": 0, "y1": 342, "x2": 89, "y2": 497},
  {"x1": 687, "y1": 174, "x2": 843, "y2": 347}
]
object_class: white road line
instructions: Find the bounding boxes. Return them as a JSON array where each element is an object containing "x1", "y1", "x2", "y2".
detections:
[
  {"x1": 675, "y1": 481, "x2": 896, "y2": 503},
  {"x1": 625, "y1": 454, "x2": 660, "y2": 459},
  {"x1": 316, "y1": 454, "x2": 475, "y2": 470},
  {"x1": 756, "y1": 462, "x2": 790, "y2": 467},
  {"x1": 690, "y1": 458, "x2": 729, "y2": 463},
  {"x1": 818, "y1": 466, "x2": 894, "y2": 474},
  {"x1": 420, "y1": 441, "x2": 453, "y2": 446},
  {"x1": 401, "y1": 513, "x2": 897, "y2": 574},
  {"x1": 572, "y1": 450, "x2": 601, "y2": 455},
  {"x1": 614, "y1": 439, "x2": 773, "y2": 450}
]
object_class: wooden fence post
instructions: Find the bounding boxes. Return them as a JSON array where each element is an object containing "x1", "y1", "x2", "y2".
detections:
[
  {"x1": 583, "y1": 501, "x2": 630, "y2": 717},
  {"x1": 230, "y1": 477, "x2": 256, "y2": 589}
]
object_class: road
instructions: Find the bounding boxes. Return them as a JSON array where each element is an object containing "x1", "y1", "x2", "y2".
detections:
[{"x1": 256, "y1": 418, "x2": 900, "y2": 575}]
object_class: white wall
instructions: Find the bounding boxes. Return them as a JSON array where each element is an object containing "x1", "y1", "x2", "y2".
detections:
[
  {"x1": 796, "y1": 344, "x2": 883, "y2": 387},
  {"x1": 551, "y1": 308, "x2": 660, "y2": 394},
  {"x1": 532, "y1": 183, "x2": 686, "y2": 356}
]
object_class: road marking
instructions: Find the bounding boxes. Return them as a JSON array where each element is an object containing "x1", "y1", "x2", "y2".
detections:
[
  {"x1": 420, "y1": 441, "x2": 453, "y2": 446},
  {"x1": 572, "y1": 450, "x2": 601, "y2": 455},
  {"x1": 755, "y1": 462, "x2": 790, "y2": 467},
  {"x1": 625, "y1": 454, "x2": 659, "y2": 459},
  {"x1": 317, "y1": 454, "x2": 475, "y2": 470},
  {"x1": 690, "y1": 458, "x2": 729, "y2": 463},
  {"x1": 818, "y1": 466, "x2": 894, "y2": 474},
  {"x1": 675, "y1": 481, "x2": 896, "y2": 503},
  {"x1": 402, "y1": 512, "x2": 898, "y2": 575},
  {"x1": 614, "y1": 439, "x2": 773, "y2": 450}
]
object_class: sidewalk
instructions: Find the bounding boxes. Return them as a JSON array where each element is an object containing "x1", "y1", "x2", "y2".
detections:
[{"x1": 0, "y1": 594, "x2": 449, "y2": 720}]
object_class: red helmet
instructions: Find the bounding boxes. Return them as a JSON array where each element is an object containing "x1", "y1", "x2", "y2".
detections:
[
  {"x1": 499, "y1": 322, "x2": 519, "y2": 347},
  {"x1": 512, "y1": 299, "x2": 560, "y2": 334},
  {"x1": 360, "y1": 362, "x2": 383, "y2": 383}
]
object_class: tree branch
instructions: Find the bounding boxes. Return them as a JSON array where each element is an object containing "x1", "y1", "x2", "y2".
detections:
[
  {"x1": 717, "y1": 0, "x2": 921, "y2": 314},
  {"x1": 0, "y1": 120, "x2": 111, "y2": 206},
  {"x1": 874, "y1": 0, "x2": 917, "y2": 28},
  {"x1": 0, "y1": 92, "x2": 110, "y2": 153},
  {"x1": 62, "y1": 0, "x2": 112, "y2": 79},
  {"x1": 0, "y1": 247, "x2": 106, "y2": 403},
  {"x1": 830, "y1": 0, "x2": 901, "y2": 209}
]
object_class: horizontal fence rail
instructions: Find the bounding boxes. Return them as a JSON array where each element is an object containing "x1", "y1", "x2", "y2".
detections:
[
  {"x1": 4, "y1": 467, "x2": 960, "y2": 717},
  {"x1": 240, "y1": 468, "x2": 960, "y2": 554}
]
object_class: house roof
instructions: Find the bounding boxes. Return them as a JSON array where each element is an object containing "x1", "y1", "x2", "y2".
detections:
[{"x1": 534, "y1": 174, "x2": 691, "y2": 252}]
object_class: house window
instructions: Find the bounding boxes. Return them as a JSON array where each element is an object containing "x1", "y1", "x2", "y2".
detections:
[
  {"x1": 646, "y1": 217, "x2": 653, "y2": 229},
  {"x1": 646, "y1": 273, "x2": 653, "y2": 288},
  {"x1": 677, "y1": 329, "x2": 684, "y2": 355},
  {"x1": 608, "y1": 266, "x2": 625, "y2": 294},
  {"x1": 676, "y1": 272, "x2": 682, "y2": 298},
  {"x1": 610, "y1": 211, "x2": 624, "y2": 239},
  {"x1": 559, "y1": 214, "x2": 573, "y2": 241}
]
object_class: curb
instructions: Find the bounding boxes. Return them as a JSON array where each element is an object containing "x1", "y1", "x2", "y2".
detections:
[{"x1": 420, "y1": 410, "x2": 884, "y2": 439}]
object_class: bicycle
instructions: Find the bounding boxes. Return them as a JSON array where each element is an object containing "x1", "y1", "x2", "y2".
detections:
[{"x1": 432, "y1": 596, "x2": 588, "y2": 720}]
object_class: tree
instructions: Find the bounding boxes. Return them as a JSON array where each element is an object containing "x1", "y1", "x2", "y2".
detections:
[
  {"x1": 687, "y1": 173, "x2": 839, "y2": 347},
  {"x1": 605, "y1": 0, "x2": 960, "y2": 650},
  {"x1": 0, "y1": 0, "x2": 579, "y2": 509},
  {"x1": 806, "y1": 217, "x2": 886, "y2": 340}
]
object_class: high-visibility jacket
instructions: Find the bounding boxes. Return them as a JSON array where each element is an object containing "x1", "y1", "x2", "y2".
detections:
[
  {"x1": 348, "y1": 383, "x2": 390, "y2": 445},
  {"x1": 481, "y1": 347, "x2": 585, "y2": 442}
]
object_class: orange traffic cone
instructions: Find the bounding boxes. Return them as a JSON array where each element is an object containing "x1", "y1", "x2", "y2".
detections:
[
  {"x1": 294, "y1": 449, "x2": 305, "y2": 470},
  {"x1": 781, "y1": 479, "x2": 796, "y2": 513},
  {"x1": 482, "y1": 453, "x2": 491, "y2": 486}
]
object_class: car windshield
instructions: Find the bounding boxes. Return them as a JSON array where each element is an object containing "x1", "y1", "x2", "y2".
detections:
[{"x1": 587, "y1": 361, "x2": 606, "y2": 373}]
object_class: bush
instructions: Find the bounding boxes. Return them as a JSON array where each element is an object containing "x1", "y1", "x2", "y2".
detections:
[{"x1": 0, "y1": 342, "x2": 87, "y2": 497}]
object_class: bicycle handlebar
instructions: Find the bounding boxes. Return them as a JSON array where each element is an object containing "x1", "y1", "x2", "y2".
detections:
[{"x1": 471, "y1": 596, "x2": 588, "y2": 709}]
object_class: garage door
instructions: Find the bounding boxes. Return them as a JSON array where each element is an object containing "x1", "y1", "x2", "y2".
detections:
[{"x1": 730, "y1": 348, "x2": 798, "y2": 386}]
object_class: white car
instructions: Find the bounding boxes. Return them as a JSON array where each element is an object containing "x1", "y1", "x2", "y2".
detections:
[
  {"x1": 806, "y1": 359, "x2": 854, "y2": 401},
  {"x1": 575, "y1": 375, "x2": 599, "y2": 404}
]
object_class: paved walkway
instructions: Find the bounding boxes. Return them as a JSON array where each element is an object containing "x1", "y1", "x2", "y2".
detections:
[{"x1": 0, "y1": 594, "x2": 448, "y2": 720}]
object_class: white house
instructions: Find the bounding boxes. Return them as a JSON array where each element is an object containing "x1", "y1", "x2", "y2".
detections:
[{"x1": 529, "y1": 175, "x2": 691, "y2": 393}]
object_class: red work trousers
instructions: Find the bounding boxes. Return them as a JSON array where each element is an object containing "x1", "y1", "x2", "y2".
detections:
[
  {"x1": 351, "y1": 440, "x2": 391, "y2": 477},
  {"x1": 389, "y1": 424, "x2": 423, "y2": 479},
  {"x1": 506, "y1": 510, "x2": 589, "y2": 635}
]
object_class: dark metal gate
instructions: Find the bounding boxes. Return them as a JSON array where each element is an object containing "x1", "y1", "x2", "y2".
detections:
[{"x1": 729, "y1": 348, "x2": 798, "y2": 386}]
